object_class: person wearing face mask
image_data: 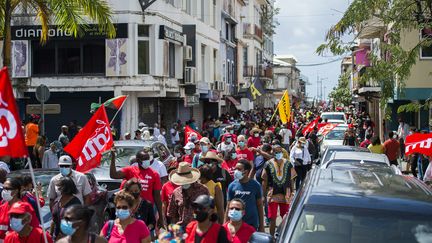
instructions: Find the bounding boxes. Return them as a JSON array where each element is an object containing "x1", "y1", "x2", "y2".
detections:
[
  {"x1": 100, "y1": 192, "x2": 151, "y2": 243},
  {"x1": 222, "y1": 148, "x2": 239, "y2": 178},
  {"x1": 51, "y1": 177, "x2": 81, "y2": 240},
  {"x1": 0, "y1": 178, "x2": 40, "y2": 241},
  {"x1": 47, "y1": 155, "x2": 92, "y2": 206},
  {"x1": 185, "y1": 195, "x2": 231, "y2": 243},
  {"x1": 236, "y1": 135, "x2": 254, "y2": 163},
  {"x1": 5, "y1": 201, "x2": 53, "y2": 243},
  {"x1": 20, "y1": 175, "x2": 44, "y2": 224},
  {"x1": 142, "y1": 147, "x2": 168, "y2": 185},
  {"x1": 221, "y1": 126, "x2": 238, "y2": 144},
  {"x1": 157, "y1": 128, "x2": 167, "y2": 146},
  {"x1": 182, "y1": 142, "x2": 195, "y2": 164},
  {"x1": 226, "y1": 160, "x2": 264, "y2": 232},
  {"x1": 263, "y1": 145, "x2": 294, "y2": 236},
  {"x1": 217, "y1": 134, "x2": 236, "y2": 154},
  {"x1": 167, "y1": 162, "x2": 209, "y2": 227},
  {"x1": 289, "y1": 137, "x2": 311, "y2": 190},
  {"x1": 123, "y1": 179, "x2": 156, "y2": 232},
  {"x1": 56, "y1": 205, "x2": 106, "y2": 243},
  {"x1": 223, "y1": 199, "x2": 255, "y2": 243},
  {"x1": 199, "y1": 164, "x2": 224, "y2": 224},
  {"x1": 247, "y1": 128, "x2": 262, "y2": 149},
  {"x1": 110, "y1": 149, "x2": 165, "y2": 229},
  {"x1": 192, "y1": 137, "x2": 213, "y2": 168}
]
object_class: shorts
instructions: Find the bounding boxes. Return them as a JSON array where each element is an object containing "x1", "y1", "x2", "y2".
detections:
[{"x1": 268, "y1": 202, "x2": 289, "y2": 220}]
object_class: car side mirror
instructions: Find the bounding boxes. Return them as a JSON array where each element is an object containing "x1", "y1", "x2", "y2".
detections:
[{"x1": 249, "y1": 232, "x2": 274, "y2": 243}]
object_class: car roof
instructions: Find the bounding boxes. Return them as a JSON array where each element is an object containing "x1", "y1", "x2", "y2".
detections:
[
  {"x1": 326, "y1": 162, "x2": 395, "y2": 174},
  {"x1": 324, "y1": 145, "x2": 370, "y2": 152},
  {"x1": 113, "y1": 140, "x2": 152, "y2": 147},
  {"x1": 304, "y1": 168, "x2": 432, "y2": 214},
  {"x1": 321, "y1": 112, "x2": 345, "y2": 115},
  {"x1": 329, "y1": 151, "x2": 387, "y2": 163}
]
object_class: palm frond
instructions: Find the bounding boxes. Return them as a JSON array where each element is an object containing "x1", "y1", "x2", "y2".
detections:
[
  {"x1": 74, "y1": 0, "x2": 116, "y2": 38},
  {"x1": 47, "y1": 0, "x2": 86, "y2": 38},
  {"x1": 28, "y1": 0, "x2": 50, "y2": 43}
]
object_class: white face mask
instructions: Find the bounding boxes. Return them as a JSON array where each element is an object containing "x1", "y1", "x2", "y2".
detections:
[{"x1": 2, "y1": 189, "x2": 13, "y2": 202}]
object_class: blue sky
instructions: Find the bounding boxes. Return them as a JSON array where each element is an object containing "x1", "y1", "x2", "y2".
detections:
[{"x1": 274, "y1": 0, "x2": 351, "y2": 100}]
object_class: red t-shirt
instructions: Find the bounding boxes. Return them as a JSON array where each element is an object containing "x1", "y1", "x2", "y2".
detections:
[
  {"x1": 5, "y1": 227, "x2": 53, "y2": 243},
  {"x1": 222, "y1": 159, "x2": 238, "y2": 178},
  {"x1": 121, "y1": 166, "x2": 162, "y2": 203},
  {"x1": 247, "y1": 137, "x2": 261, "y2": 148},
  {"x1": 236, "y1": 148, "x2": 254, "y2": 162},
  {"x1": 0, "y1": 201, "x2": 40, "y2": 240},
  {"x1": 383, "y1": 139, "x2": 400, "y2": 161},
  {"x1": 102, "y1": 219, "x2": 150, "y2": 243},
  {"x1": 182, "y1": 154, "x2": 194, "y2": 164},
  {"x1": 161, "y1": 181, "x2": 179, "y2": 205},
  {"x1": 223, "y1": 222, "x2": 256, "y2": 243}
]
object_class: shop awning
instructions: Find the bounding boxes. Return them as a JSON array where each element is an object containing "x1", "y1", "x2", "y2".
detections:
[{"x1": 226, "y1": 96, "x2": 241, "y2": 109}]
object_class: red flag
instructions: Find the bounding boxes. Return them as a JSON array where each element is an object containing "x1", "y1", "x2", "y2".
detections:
[
  {"x1": 184, "y1": 125, "x2": 202, "y2": 145},
  {"x1": 318, "y1": 123, "x2": 338, "y2": 136},
  {"x1": 404, "y1": 133, "x2": 432, "y2": 157},
  {"x1": 302, "y1": 117, "x2": 320, "y2": 135},
  {"x1": 64, "y1": 106, "x2": 113, "y2": 172},
  {"x1": 0, "y1": 68, "x2": 28, "y2": 158}
]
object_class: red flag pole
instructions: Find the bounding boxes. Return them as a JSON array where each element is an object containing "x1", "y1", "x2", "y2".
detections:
[{"x1": 110, "y1": 95, "x2": 128, "y2": 126}]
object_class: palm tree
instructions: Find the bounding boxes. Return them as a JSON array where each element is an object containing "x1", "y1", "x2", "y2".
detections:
[{"x1": 1, "y1": 0, "x2": 116, "y2": 68}]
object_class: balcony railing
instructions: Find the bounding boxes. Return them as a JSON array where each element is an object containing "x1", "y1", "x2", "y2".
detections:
[
  {"x1": 243, "y1": 66, "x2": 273, "y2": 79},
  {"x1": 243, "y1": 23, "x2": 263, "y2": 40}
]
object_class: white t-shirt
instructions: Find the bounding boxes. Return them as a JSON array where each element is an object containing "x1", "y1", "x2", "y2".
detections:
[
  {"x1": 150, "y1": 159, "x2": 168, "y2": 178},
  {"x1": 279, "y1": 128, "x2": 292, "y2": 145},
  {"x1": 170, "y1": 128, "x2": 180, "y2": 144},
  {"x1": 47, "y1": 170, "x2": 92, "y2": 203},
  {"x1": 217, "y1": 142, "x2": 235, "y2": 153}
]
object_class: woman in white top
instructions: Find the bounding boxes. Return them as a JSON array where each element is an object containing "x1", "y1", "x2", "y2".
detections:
[{"x1": 289, "y1": 137, "x2": 311, "y2": 190}]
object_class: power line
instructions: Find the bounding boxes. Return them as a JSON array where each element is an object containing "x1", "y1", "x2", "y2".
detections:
[{"x1": 296, "y1": 58, "x2": 343, "y2": 67}]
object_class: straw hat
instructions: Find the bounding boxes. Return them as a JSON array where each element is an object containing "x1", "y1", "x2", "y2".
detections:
[
  {"x1": 249, "y1": 127, "x2": 262, "y2": 135},
  {"x1": 214, "y1": 120, "x2": 222, "y2": 127},
  {"x1": 298, "y1": 137, "x2": 307, "y2": 144},
  {"x1": 169, "y1": 162, "x2": 201, "y2": 186},
  {"x1": 200, "y1": 151, "x2": 223, "y2": 163}
]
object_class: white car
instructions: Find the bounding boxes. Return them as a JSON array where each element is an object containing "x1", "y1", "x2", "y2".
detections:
[
  {"x1": 319, "y1": 126, "x2": 348, "y2": 154},
  {"x1": 321, "y1": 112, "x2": 347, "y2": 123}
]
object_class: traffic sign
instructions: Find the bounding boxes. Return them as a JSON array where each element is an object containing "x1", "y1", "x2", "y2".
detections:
[
  {"x1": 35, "y1": 84, "x2": 50, "y2": 103},
  {"x1": 26, "y1": 104, "x2": 61, "y2": 114}
]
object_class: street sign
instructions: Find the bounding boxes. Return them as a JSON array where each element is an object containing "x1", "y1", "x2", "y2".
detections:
[
  {"x1": 26, "y1": 104, "x2": 61, "y2": 114},
  {"x1": 35, "y1": 84, "x2": 50, "y2": 103}
]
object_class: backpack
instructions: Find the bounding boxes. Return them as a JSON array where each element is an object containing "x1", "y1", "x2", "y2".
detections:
[{"x1": 104, "y1": 220, "x2": 115, "y2": 241}]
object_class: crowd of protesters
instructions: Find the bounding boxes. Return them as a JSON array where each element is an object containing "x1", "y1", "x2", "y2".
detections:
[{"x1": 0, "y1": 104, "x2": 429, "y2": 243}]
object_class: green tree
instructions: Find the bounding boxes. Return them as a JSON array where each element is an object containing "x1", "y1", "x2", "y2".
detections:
[
  {"x1": 316, "y1": 0, "x2": 432, "y2": 107},
  {"x1": 260, "y1": 4, "x2": 280, "y2": 36},
  {"x1": 1, "y1": 0, "x2": 116, "y2": 68},
  {"x1": 329, "y1": 73, "x2": 352, "y2": 107}
]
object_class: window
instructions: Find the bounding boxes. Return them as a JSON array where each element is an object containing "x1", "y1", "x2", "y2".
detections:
[
  {"x1": 243, "y1": 47, "x2": 248, "y2": 67},
  {"x1": 420, "y1": 28, "x2": 432, "y2": 58},
  {"x1": 213, "y1": 49, "x2": 217, "y2": 80},
  {"x1": 138, "y1": 25, "x2": 150, "y2": 74},
  {"x1": 225, "y1": 22, "x2": 230, "y2": 40},
  {"x1": 32, "y1": 40, "x2": 105, "y2": 76},
  {"x1": 201, "y1": 45, "x2": 206, "y2": 82},
  {"x1": 169, "y1": 43, "x2": 176, "y2": 78}
]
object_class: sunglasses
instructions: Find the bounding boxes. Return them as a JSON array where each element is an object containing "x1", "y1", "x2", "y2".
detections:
[
  {"x1": 59, "y1": 165, "x2": 71, "y2": 168},
  {"x1": 229, "y1": 207, "x2": 242, "y2": 211},
  {"x1": 63, "y1": 217, "x2": 81, "y2": 223},
  {"x1": 116, "y1": 206, "x2": 129, "y2": 210},
  {"x1": 192, "y1": 204, "x2": 207, "y2": 211}
]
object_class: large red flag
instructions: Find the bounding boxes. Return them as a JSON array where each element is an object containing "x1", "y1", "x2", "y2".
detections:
[
  {"x1": 302, "y1": 117, "x2": 320, "y2": 135},
  {"x1": 0, "y1": 68, "x2": 28, "y2": 158},
  {"x1": 318, "y1": 123, "x2": 338, "y2": 136},
  {"x1": 404, "y1": 133, "x2": 432, "y2": 157},
  {"x1": 64, "y1": 106, "x2": 113, "y2": 172},
  {"x1": 184, "y1": 125, "x2": 202, "y2": 145}
]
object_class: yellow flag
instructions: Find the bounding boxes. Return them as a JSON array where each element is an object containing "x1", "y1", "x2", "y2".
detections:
[{"x1": 278, "y1": 90, "x2": 291, "y2": 124}]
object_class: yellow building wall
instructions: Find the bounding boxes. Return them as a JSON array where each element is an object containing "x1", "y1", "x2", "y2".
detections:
[{"x1": 400, "y1": 29, "x2": 432, "y2": 88}]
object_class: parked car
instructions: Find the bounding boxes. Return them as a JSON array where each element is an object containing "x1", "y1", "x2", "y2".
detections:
[
  {"x1": 320, "y1": 112, "x2": 347, "y2": 123},
  {"x1": 320, "y1": 151, "x2": 390, "y2": 168},
  {"x1": 255, "y1": 168, "x2": 432, "y2": 243},
  {"x1": 319, "y1": 126, "x2": 348, "y2": 154},
  {"x1": 319, "y1": 145, "x2": 370, "y2": 165}
]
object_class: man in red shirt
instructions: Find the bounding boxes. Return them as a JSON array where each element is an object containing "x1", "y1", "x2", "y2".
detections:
[
  {"x1": 161, "y1": 167, "x2": 179, "y2": 224},
  {"x1": 221, "y1": 125, "x2": 238, "y2": 144},
  {"x1": 383, "y1": 131, "x2": 400, "y2": 166},
  {"x1": 110, "y1": 149, "x2": 165, "y2": 227},
  {"x1": 182, "y1": 142, "x2": 195, "y2": 164},
  {"x1": 247, "y1": 128, "x2": 262, "y2": 148},
  {"x1": 5, "y1": 201, "x2": 53, "y2": 243}
]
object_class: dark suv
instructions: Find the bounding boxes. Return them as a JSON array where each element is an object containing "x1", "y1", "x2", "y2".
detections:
[{"x1": 265, "y1": 168, "x2": 432, "y2": 243}]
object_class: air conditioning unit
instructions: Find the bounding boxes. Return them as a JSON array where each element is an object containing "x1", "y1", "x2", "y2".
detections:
[
  {"x1": 184, "y1": 67, "x2": 196, "y2": 84},
  {"x1": 183, "y1": 46, "x2": 193, "y2": 61},
  {"x1": 186, "y1": 95, "x2": 199, "y2": 104}
]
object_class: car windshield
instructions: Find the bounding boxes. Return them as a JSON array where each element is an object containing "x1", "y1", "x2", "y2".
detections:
[
  {"x1": 325, "y1": 130, "x2": 345, "y2": 140},
  {"x1": 322, "y1": 114, "x2": 345, "y2": 121},
  {"x1": 289, "y1": 207, "x2": 432, "y2": 243},
  {"x1": 327, "y1": 163, "x2": 393, "y2": 173},
  {"x1": 100, "y1": 146, "x2": 142, "y2": 167}
]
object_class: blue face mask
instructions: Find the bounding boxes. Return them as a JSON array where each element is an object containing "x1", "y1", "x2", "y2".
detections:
[
  {"x1": 201, "y1": 145, "x2": 209, "y2": 153},
  {"x1": 228, "y1": 209, "x2": 243, "y2": 221},
  {"x1": 234, "y1": 170, "x2": 244, "y2": 180},
  {"x1": 60, "y1": 167, "x2": 71, "y2": 176},
  {"x1": 141, "y1": 160, "x2": 151, "y2": 169},
  {"x1": 116, "y1": 209, "x2": 131, "y2": 220},
  {"x1": 275, "y1": 153, "x2": 283, "y2": 160},
  {"x1": 10, "y1": 217, "x2": 25, "y2": 232},
  {"x1": 226, "y1": 138, "x2": 232, "y2": 143},
  {"x1": 238, "y1": 141, "x2": 245, "y2": 147},
  {"x1": 231, "y1": 153, "x2": 237, "y2": 160},
  {"x1": 60, "y1": 219, "x2": 76, "y2": 236}
]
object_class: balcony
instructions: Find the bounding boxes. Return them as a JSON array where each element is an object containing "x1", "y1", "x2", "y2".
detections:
[
  {"x1": 222, "y1": 0, "x2": 235, "y2": 17},
  {"x1": 357, "y1": 17, "x2": 386, "y2": 39},
  {"x1": 243, "y1": 23, "x2": 263, "y2": 41},
  {"x1": 243, "y1": 66, "x2": 273, "y2": 79}
]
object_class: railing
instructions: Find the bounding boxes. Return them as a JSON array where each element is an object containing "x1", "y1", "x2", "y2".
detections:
[
  {"x1": 243, "y1": 66, "x2": 273, "y2": 78},
  {"x1": 243, "y1": 23, "x2": 263, "y2": 40}
]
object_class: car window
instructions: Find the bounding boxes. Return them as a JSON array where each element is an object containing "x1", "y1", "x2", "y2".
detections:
[
  {"x1": 325, "y1": 130, "x2": 345, "y2": 140},
  {"x1": 289, "y1": 207, "x2": 432, "y2": 243},
  {"x1": 322, "y1": 114, "x2": 345, "y2": 121},
  {"x1": 101, "y1": 146, "x2": 143, "y2": 167}
]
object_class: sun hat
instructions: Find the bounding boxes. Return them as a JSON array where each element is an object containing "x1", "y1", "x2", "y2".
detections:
[
  {"x1": 58, "y1": 155, "x2": 73, "y2": 166},
  {"x1": 214, "y1": 120, "x2": 222, "y2": 127},
  {"x1": 169, "y1": 162, "x2": 201, "y2": 186},
  {"x1": 184, "y1": 142, "x2": 195, "y2": 150},
  {"x1": 249, "y1": 127, "x2": 262, "y2": 135},
  {"x1": 199, "y1": 137, "x2": 211, "y2": 144},
  {"x1": 298, "y1": 137, "x2": 307, "y2": 144},
  {"x1": 200, "y1": 151, "x2": 223, "y2": 163}
]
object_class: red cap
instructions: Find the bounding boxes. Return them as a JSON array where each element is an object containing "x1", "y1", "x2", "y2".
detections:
[{"x1": 8, "y1": 202, "x2": 32, "y2": 215}]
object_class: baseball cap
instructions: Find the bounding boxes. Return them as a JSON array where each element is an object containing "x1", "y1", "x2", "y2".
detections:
[
  {"x1": 138, "y1": 122, "x2": 145, "y2": 127},
  {"x1": 192, "y1": 195, "x2": 215, "y2": 209},
  {"x1": 184, "y1": 142, "x2": 195, "y2": 150},
  {"x1": 199, "y1": 137, "x2": 211, "y2": 144},
  {"x1": 8, "y1": 202, "x2": 32, "y2": 215},
  {"x1": 58, "y1": 155, "x2": 73, "y2": 166}
]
